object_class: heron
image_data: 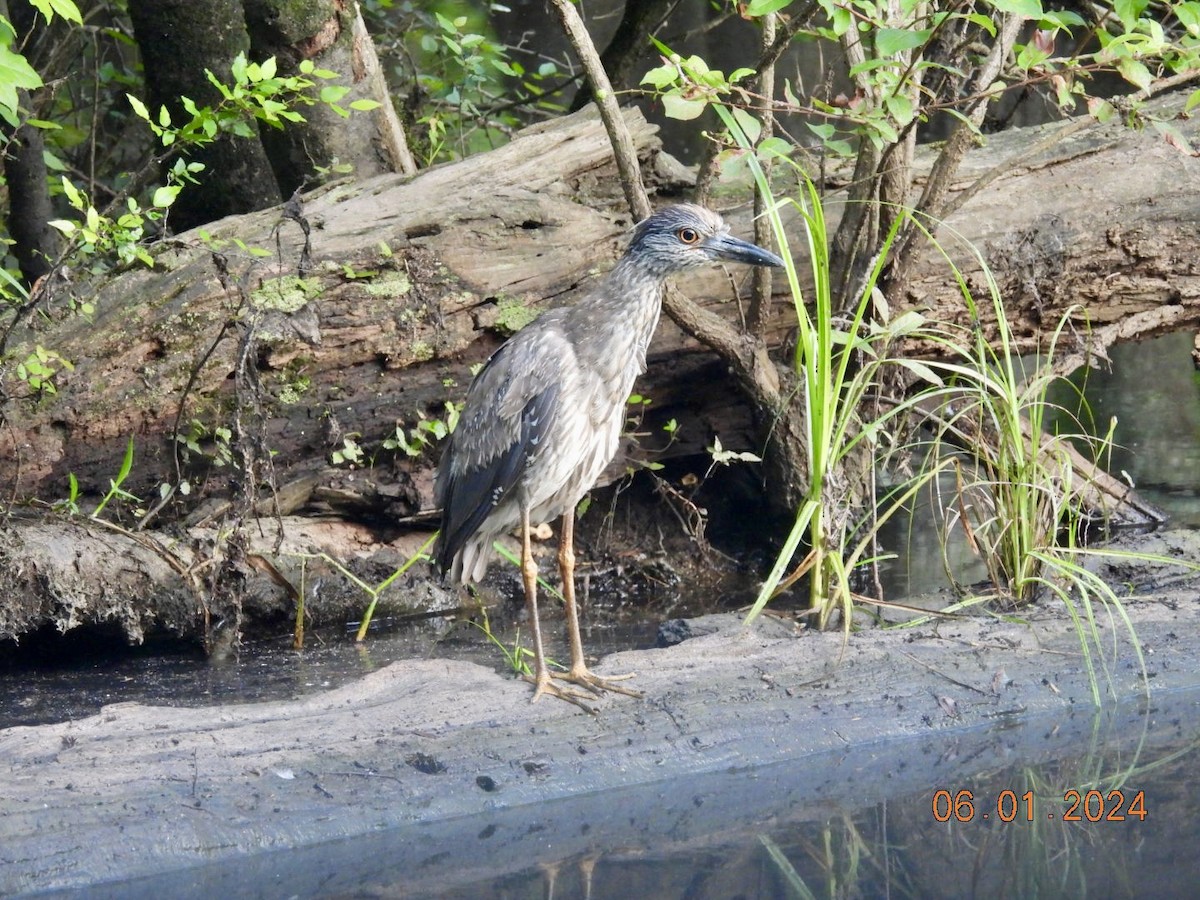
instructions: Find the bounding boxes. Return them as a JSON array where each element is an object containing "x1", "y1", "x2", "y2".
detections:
[{"x1": 433, "y1": 204, "x2": 785, "y2": 709}]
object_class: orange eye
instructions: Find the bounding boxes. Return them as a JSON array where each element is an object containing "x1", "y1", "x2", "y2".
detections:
[{"x1": 677, "y1": 227, "x2": 701, "y2": 245}]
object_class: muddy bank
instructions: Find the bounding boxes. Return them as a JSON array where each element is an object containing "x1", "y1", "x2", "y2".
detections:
[{"x1": 3, "y1": 550, "x2": 1200, "y2": 896}]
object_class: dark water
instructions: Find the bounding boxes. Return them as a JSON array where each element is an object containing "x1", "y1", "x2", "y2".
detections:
[
  {"x1": 1057, "y1": 331, "x2": 1200, "y2": 528},
  {"x1": 875, "y1": 331, "x2": 1200, "y2": 598}
]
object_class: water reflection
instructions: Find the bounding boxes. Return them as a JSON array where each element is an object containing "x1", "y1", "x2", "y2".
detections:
[
  {"x1": 409, "y1": 702, "x2": 1199, "y2": 900},
  {"x1": 1055, "y1": 331, "x2": 1200, "y2": 527},
  {"x1": 876, "y1": 330, "x2": 1200, "y2": 598},
  {"x1": 87, "y1": 689, "x2": 1200, "y2": 900}
]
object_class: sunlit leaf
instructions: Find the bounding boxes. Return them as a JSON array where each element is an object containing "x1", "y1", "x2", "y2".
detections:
[
  {"x1": 731, "y1": 105, "x2": 762, "y2": 144},
  {"x1": 662, "y1": 92, "x2": 707, "y2": 120},
  {"x1": 126, "y1": 93, "x2": 149, "y2": 120},
  {"x1": 875, "y1": 27, "x2": 930, "y2": 57},
  {"x1": 987, "y1": 0, "x2": 1043, "y2": 17},
  {"x1": 1113, "y1": 0, "x2": 1148, "y2": 30},
  {"x1": 746, "y1": 0, "x2": 793, "y2": 15},
  {"x1": 30, "y1": 0, "x2": 83, "y2": 24},
  {"x1": 1116, "y1": 57, "x2": 1152, "y2": 91}
]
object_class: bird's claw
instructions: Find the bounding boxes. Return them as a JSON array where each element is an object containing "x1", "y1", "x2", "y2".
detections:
[
  {"x1": 525, "y1": 672, "x2": 598, "y2": 713},
  {"x1": 556, "y1": 668, "x2": 643, "y2": 699}
]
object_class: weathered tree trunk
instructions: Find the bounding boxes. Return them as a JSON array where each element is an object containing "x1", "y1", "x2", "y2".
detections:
[
  {"x1": 128, "y1": 0, "x2": 283, "y2": 230},
  {"x1": 2, "y1": 121, "x2": 59, "y2": 286},
  {"x1": 2, "y1": 0, "x2": 65, "y2": 285},
  {"x1": 3, "y1": 102, "x2": 1199, "y2": 504}
]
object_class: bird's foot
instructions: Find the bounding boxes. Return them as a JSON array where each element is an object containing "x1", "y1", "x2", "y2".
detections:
[
  {"x1": 556, "y1": 666, "x2": 643, "y2": 699},
  {"x1": 525, "y1": 671, "x2": 598, "y2": 714}
]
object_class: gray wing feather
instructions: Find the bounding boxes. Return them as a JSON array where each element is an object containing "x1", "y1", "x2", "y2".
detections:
[{"x1": 433, "y1": 317, "x2": 570, "y2": 575}]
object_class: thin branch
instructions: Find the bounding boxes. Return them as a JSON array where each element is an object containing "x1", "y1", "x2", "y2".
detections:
[{"x1": 548, "y1": 0, "x2": 651, "y2": 220}]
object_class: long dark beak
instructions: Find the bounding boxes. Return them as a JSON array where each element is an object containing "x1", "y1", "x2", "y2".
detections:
[{"x1": 706, "y1": 232, "x2": 786, "y2": 268}]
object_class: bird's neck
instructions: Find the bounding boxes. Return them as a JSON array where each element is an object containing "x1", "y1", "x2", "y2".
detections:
[{"x1": 569, "y1": 259, "x2": 666, "y2": 377}]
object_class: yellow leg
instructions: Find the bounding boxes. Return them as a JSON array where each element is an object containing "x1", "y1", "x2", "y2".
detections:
[
  {"x1": 519, "y1": 503, "x2": 595, "y2": 711},
  {"x1": 554, "y1": 507, "x2": 641, "y2": 698}
]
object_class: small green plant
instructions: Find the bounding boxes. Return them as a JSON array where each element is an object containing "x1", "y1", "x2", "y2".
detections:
[
  {"x1": 49, "y1": 167, "x2": 198, "y2": 269},
  {"x1": 14, "y1": 344, "x2": 74, "y2": 396},
  {"x1": 407, "y1": 11, "x2": 522, "y2": 163},
  {"x1": 45, "y1": 53, "x2": 374, "y2": 275},
  {"x1": 298, "y1": 535, "x2": 436, "y2": 642},
  {"x1": 383, "y1": 402, "x2": 461, "y2": 457},
  {"x1": 90, "y1": 435, "x2": 141, "y2": 519},
  {"x1": 900, "y1": 227, "x2": 1200, "y2": 701},
  {"x1": 330, "y1": 433, "x2": 364, "y2": 466},
  {"x1": 706, "y1": 435, "x2": 762, "y2": 478},
  {"x1": 175, "y1": 418, "x2": 234, "y2": 468},
  {"x1": 54, "y1": 472, "x2": 81, "y2": 516},
  {"x1": 467, "y1": 602, "x2": 535, "y2": 677}
]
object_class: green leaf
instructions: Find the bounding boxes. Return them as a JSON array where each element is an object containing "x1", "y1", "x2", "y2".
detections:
[
  {"x1": 127, "y1": 93, "x2": 149, "y2": 121},
  {"x1": 319, "y1": 84, "x2": 350, "y2": 104},
  {"x1": 0, "y1": 43, "x2": 43, "y2": 118},
  {"x1": 151, "y1": 185, "x2": 179, "y2": 208},
  {"x1": 965, "y1": 12, "x2": 998, "y2": 36},
  {"x1": 884, "y1": 93, "x2": 914, "y2": 125},
  {"x1": 1039, "y1": 10, "x2": 1086, "y2": 29},
  {"x1": 348, "y1": 98, "x2": 381, "y2": 111},
  {"x1": 987, "y1": 0, "x2": 1043, "y2": 17},
  {"x1": 30, "y1": 0, "x2": 83, "y2": 24},
  {"x1": 60, "y1": 176, "x2": 82, "y2": 207},
  {"x1": 1152, "y1": 120, "x2": 1197, "y2": 155},
  {"x1": 1087, "y1": 97, "x2": 1116, "y2": 122},
  {"x1": 641, "y1": 63, "x2": 678, "y2": 89},
  {"x1": 661, "y1": 92, "x2": 707, "y2": 120},
  {"x1": 830, "y1": 6, "x2": 852, "y2": 36},
  {"x1": 757, "y1": 136, "x2": 792, "y2": 159},
  {"x1": 1113, "y1": 0, "x2": 1147, "y2": 30},
  {"x1": 746, "y1": 0, "x2": 793, "y2": 14},
  {"x1": 1016, "y1": 43, "x2": 1051, "y2": 70},
  {"x1": 731, "y1": 105, "x2": 762, "y2": 144},
  {"x1": 1116, "y1": 57, "x2": 1152, "y2": 91},
  {"x1": 875, "y1": 28, "x2": 930, "y2": 57}
]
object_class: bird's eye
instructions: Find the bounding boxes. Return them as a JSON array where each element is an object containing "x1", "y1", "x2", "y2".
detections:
[{"x1": 677, "y1": 227, "x2": 701, "y2": 245}]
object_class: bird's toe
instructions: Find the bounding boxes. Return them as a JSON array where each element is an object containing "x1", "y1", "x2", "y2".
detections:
[
  {"x1": 525, "y1": 672, "x2": 598, "y2": 713},
  {"x1": 557, "y1": 667, "x2": 643, "y2": 699}
]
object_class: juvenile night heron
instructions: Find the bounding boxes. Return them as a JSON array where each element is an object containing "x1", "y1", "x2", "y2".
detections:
[{"x1": 433, "y1": 204, "x2": 784, "y2": 709}]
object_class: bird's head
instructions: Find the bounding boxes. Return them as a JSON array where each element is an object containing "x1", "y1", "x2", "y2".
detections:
[{"x1": 625, "y1": 204, "x2": 786, "y2": 276}]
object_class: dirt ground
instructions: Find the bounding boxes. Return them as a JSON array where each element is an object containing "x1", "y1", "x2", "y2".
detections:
[{"x1": 2, "y1": 528, "x2": 1199, "y2": 896}]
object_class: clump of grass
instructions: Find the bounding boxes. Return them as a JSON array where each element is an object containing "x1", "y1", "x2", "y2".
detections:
[
  {"x1": 466, "y1": 602, "x2": 535, "y2": 677},
  {"x1": 715, "y1": 104, "x2": 947, "y2": 633},
  {"x1": 716, "y1": 103, "x2": 1195, "y2": 705},
  {"x1": 879, "y1": 218, "x2": 1198, "y2": 703}
]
